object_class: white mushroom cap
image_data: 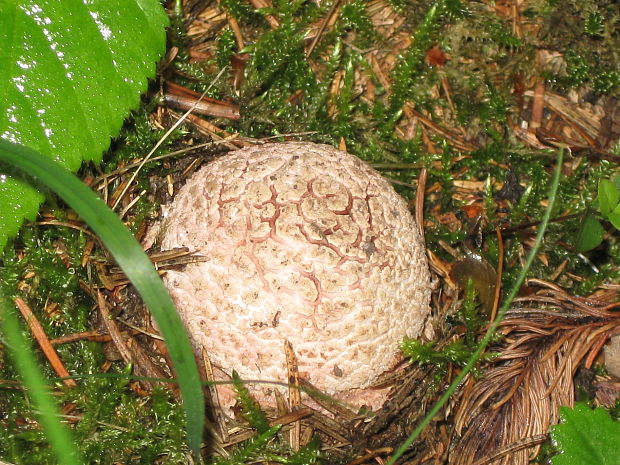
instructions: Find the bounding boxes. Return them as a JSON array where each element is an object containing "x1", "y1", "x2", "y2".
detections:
[{"x1": 154, "y1": 142, "x2": 432, "y2": 410}]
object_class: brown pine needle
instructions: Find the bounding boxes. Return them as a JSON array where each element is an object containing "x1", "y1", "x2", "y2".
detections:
[
  {"x1": 451, "y1": 281, "x2": 620, "y2": 465},
  {"x1": 14, "y1": 298, "x2": 77, "y2": 388}
]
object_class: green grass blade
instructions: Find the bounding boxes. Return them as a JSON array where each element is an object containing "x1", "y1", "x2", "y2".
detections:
[
  {"x1": 0, "y1": 291, "x2": 82, "y2": 465},
  {"x1": 388, "y1": 149, "x2": 564, "y2": 464},
  {"x1": 0, "y1": 139, "x2": 205, "y2": 456}
]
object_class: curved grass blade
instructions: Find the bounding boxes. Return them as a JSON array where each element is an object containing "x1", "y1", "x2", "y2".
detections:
[
  {"x1": 0, "y1": 139, "x2": 204, "y2": 457},
  {"x1": 0, "y1": 291, "x2": 82, "y2": 465},
  {"x1": 388, "y1": 149, "x2": 564, "y2": 464}
]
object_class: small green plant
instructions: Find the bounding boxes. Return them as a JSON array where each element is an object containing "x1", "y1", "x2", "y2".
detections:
[
  {"x1": 216, "y1": 372, "x2": 322, "y2": 465},
  {"x1": 401, "y1": 278, "x2": 497, "y2": 384},
  {"x1": 575, "y1": 177, "x2": 620, "y2": 252},
  {"x1": 231, "y1": 371, "x2": 271, "y2": 434},
  {"x1": 550, "y1": 402, "x2": 620, "y2": 465}
]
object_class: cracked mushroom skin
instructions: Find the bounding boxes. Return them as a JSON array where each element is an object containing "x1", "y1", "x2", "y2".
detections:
[{"x1": 153, "y1": 142, "x2": 432, "y2": 410}]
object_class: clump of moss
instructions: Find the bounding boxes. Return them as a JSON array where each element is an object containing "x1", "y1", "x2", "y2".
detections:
[
  {"x1": 0, "y1": 222, "x2": 191, "y2": 464},
  {"x1": 402, "y1": 279, "x2": 499, "y2": 387},
  {"x1": 541, "y1": 0, "x2": 620, "y2": 95}
]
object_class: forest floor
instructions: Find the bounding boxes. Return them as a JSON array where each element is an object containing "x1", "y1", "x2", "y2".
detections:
[{"x1": 2, "y1": 1, "x2": 620, "y2": 464}]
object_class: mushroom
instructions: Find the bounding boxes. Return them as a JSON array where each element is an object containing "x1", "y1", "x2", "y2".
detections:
[
  {"x1": 604, "y1": 335, "x2": 620, "y2": 378},
  {"x1": 151, "y1": 142, "x2": 433, "y2": 410}
]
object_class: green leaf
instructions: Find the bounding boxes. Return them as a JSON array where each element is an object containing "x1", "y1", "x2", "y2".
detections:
[
  {"x1": 550, "y1": 403, "x2": 620, "y2": 465},
  {"x1": 0, "y1": 140, "x2": 204, "y2": 457},
  {"x1": 575, "y1": 214, "x2": 605, "y2": 252},
  {"x1": 608, "y1": 204, "x2": 620, "y2": 231},
  {"x1": 598, "y1": 179, "x2": 620, "y2": 217},
  {"x1": 0, "y1": 0, "x2": 169, "y2": 249}
]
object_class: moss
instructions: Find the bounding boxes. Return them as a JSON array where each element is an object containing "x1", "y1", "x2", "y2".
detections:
[
  {"x1": 0, "y1": 187, "x2": 188, "y2": 464},
  {"x1": 460, "y1": 279, "x2": 488, "y2": 347},
  {"x1": 542, "y1": 1, "x2": 620, "y2": 95},
  {"x1": 231, "y1": 371, "x2": 270, "y2": 434},
  {"x1": 400, "y1": 338, "x2": 496, "y2": 386},
  {"x1": 0, "y1": 227, "x2": 83, "y2": 310},
  {"x1": 401, "y1": 279, "x2": 495, "y2": 384},
  {"x1": 389, "y1": 1, "x2": 454, "y2": 113},
  {"x1": 242, "y1": 16, "x2": 318, "y2": 109},
  {"x1": 213, "y1": 425, "x2": 282, "y2": 465},
  {"x1": 216, "y1": 27, "x2": 238, "y2": 69},
  {"x1": 1, "y1": 362, "x2": 188, "y2": 464},
  {"x1": 220, "y1": 0, "x2": 265, "y2": 25},
  {"x1": 339, "y1": 0, "x2": 378, "y2": 48},
  {"x1": 70, "y1": 381, "x2": 187, "y2": 464},
  {"x1": 105, "y1": 100, "x2": 172, "y2": 173},
  {"x1": 211, "y1": 373, "x2": 322, "y2": 465}
]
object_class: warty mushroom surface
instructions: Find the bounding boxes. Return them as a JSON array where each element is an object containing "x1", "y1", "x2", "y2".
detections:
[{"x1": 150, "y1": 142, "x2": 433, "y2": 410}]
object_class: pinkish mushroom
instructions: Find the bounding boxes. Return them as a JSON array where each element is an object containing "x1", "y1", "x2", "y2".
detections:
[
  {"x1": 150, "y1": 142, "x2": 433, "y2": 410},
  {"x1": 604, "y1": 335, "x2": 620, "y2": 378}
]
